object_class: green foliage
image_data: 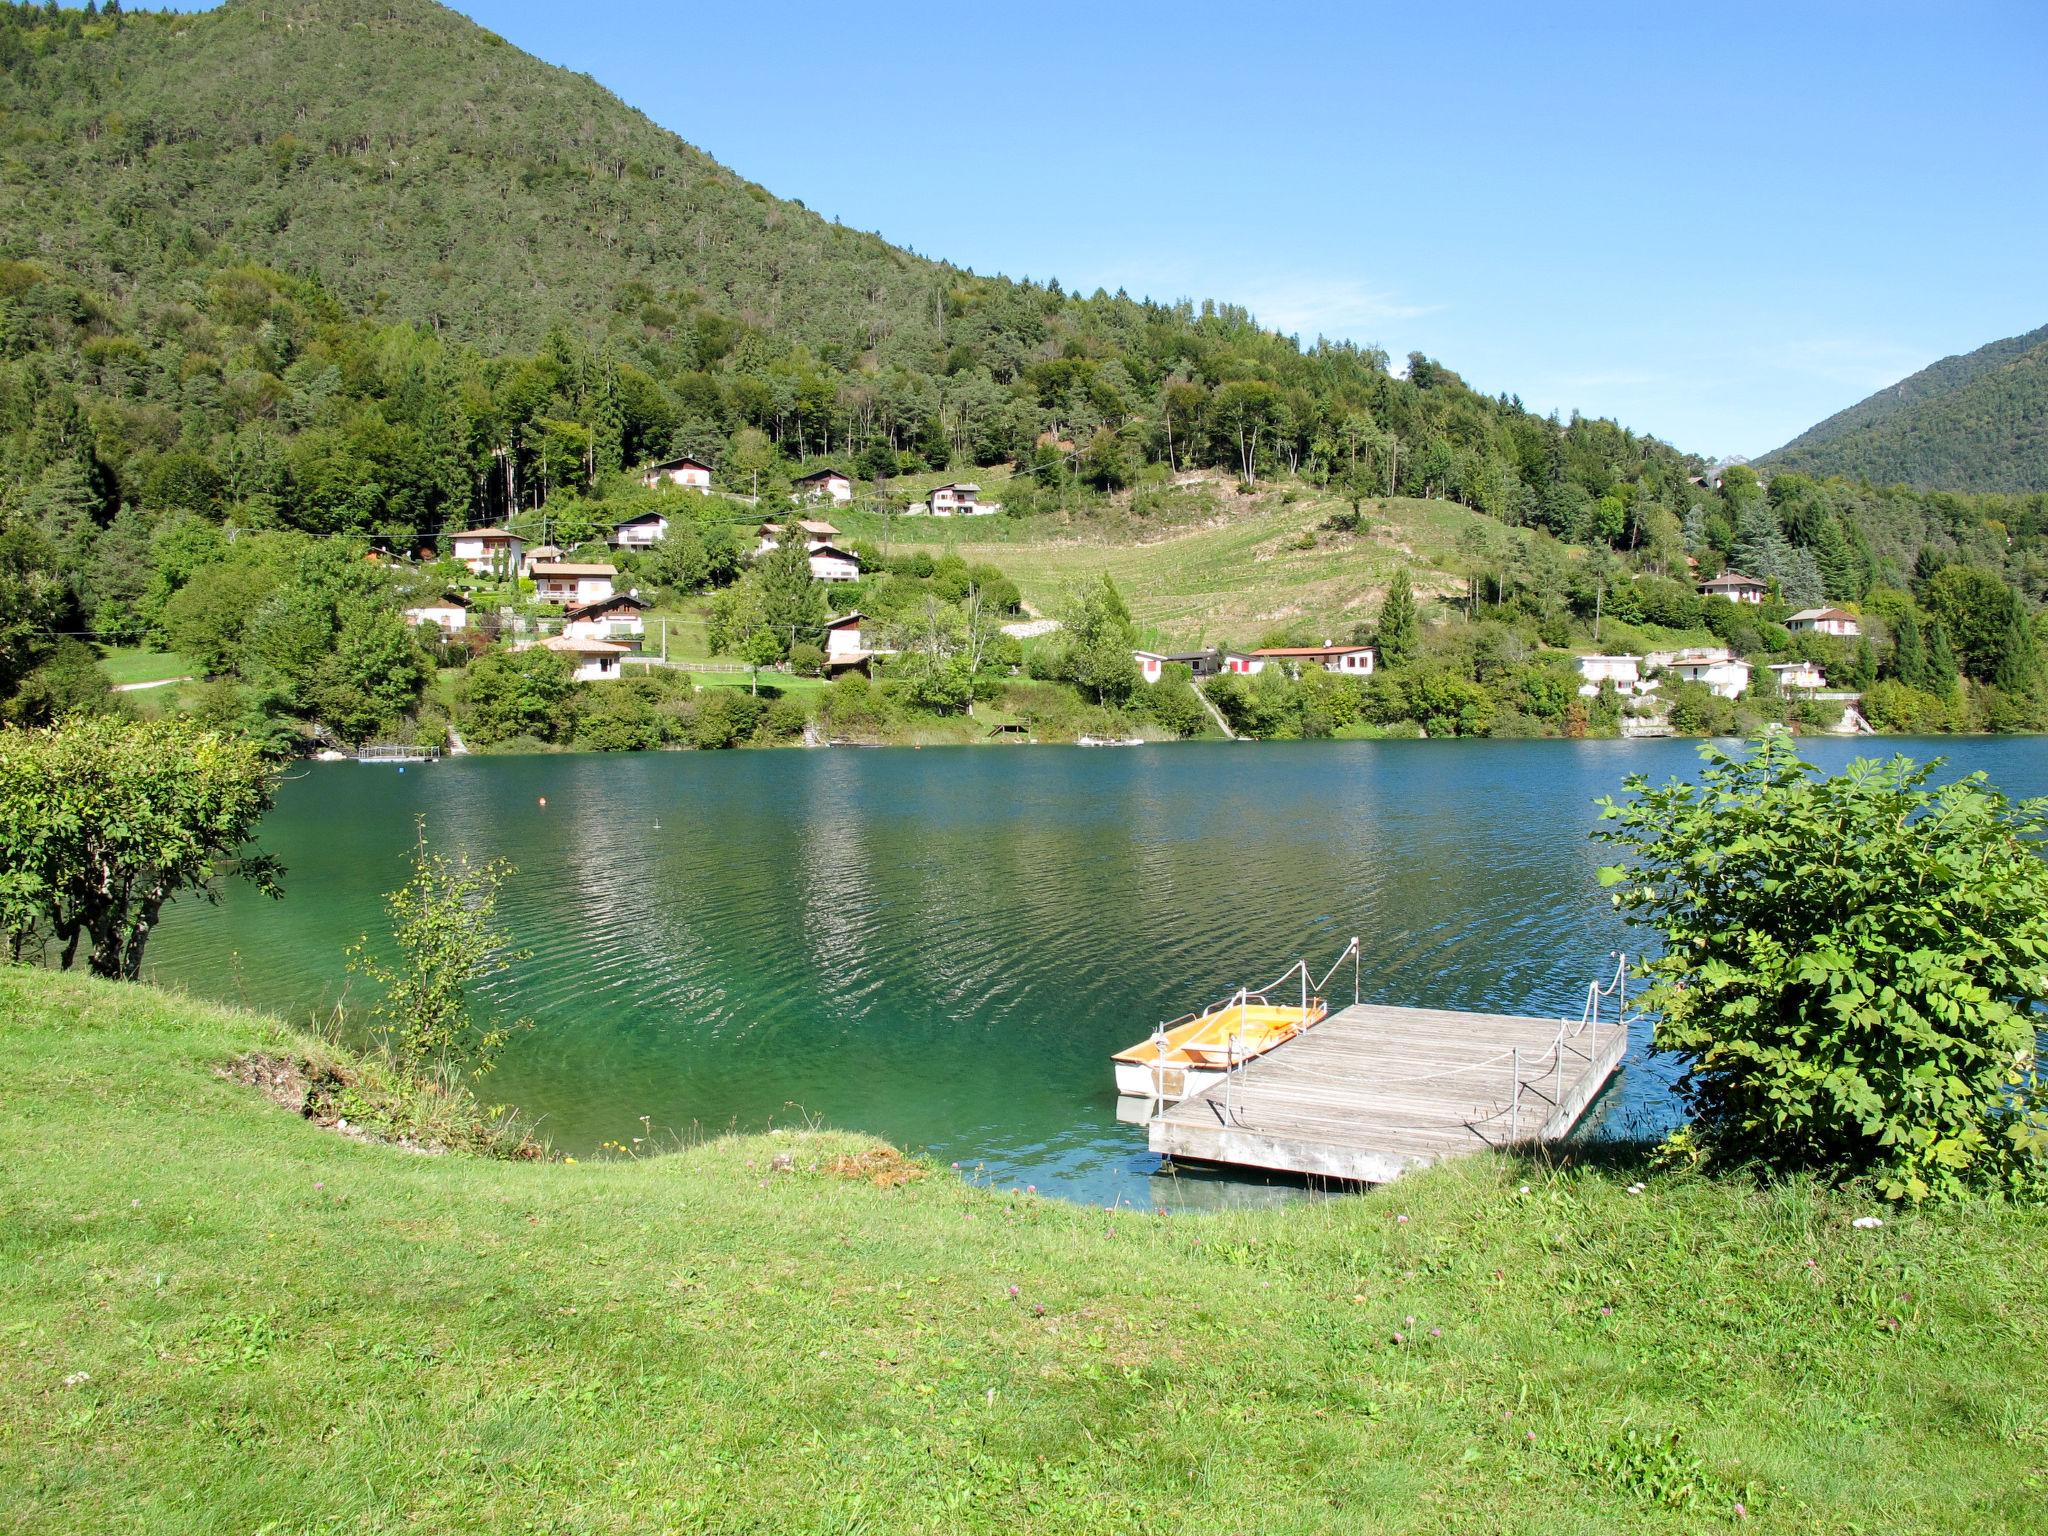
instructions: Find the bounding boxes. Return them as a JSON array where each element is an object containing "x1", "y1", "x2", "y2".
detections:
[
  {"x1": 346, "y1": 818, "x2": 530, "y2": 1087},
  {"x1": 690, "y1": 688, "x2": 763, "y2": 749},
  {"x1": 458, "y1": 645, "x2": 576, "y2": 745},
  {"x1": 1595, "y1": 740, "x2": 2048, "y2": 1202},
  {"x1": 0, "y1": 715, "x2": 279, "y2": 978},
  {"x1": 1374, "y1": 567, "x2": 1418, "y2": 668}
]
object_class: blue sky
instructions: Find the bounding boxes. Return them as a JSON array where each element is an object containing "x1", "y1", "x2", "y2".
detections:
[{"x1": 216, "y1": 1, "x2": 2048, "y2": 457}]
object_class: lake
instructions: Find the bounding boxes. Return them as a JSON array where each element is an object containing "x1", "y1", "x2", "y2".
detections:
[{"x1": 144, "y1": 736, "x2": 2048, "y2": 1208}]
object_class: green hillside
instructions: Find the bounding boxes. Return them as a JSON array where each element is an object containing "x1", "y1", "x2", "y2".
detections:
[
  {"x1": 7, "y1": 965, "x2": 2047, "y2": 1533},
  {"x1": 1761, "y1": 323, "x2": 2048, "y2": 492}
]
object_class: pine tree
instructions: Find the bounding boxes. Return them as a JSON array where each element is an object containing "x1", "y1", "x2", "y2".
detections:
[
  {"x1": 1927, "y1": 621, "x2": 1960, "y2": 695},
  {"x1": 1376, "y1": 567, "x2": 1418, "y2": 669},
  {"x1": 1810, "y1": 515, "x2": 1857, "y2": 601},
  {"x1": 1991, "y1": 607, "x2": 2040, "y2": 694},
  {"x1": 1890, "y1": 611, "x2": 1928, "y2": 689}
]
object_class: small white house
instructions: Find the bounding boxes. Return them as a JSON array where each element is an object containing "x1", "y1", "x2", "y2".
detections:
[
  {"x1": 1575, "y1": 654, "x2": 1645, "y2": 697},
  {"x1": 1133, "y1": 649, "x2": 1223, "y2": 684},
  {"x1": 611, "y1": 513, "x2": 668, "y2": 550},
  {"x1": 563, "y1": 592, "x2": 647, "y2": 643},
  {"x1": 639, "y1": 455, "x2": 713, "y2": 493},
  {"x1": 449, "y1": 527, "x2": 525, "y2": 578},
  {"x1": 1768, "y1": 660, "x2": 1827, "y2": 692},
  {"x1": 403, "y1": 593, "x2": 470, "y2": 635},
  {"x1": 521, "y1": 543, "x2": 563, "y2": 577},
  {"x1": 531, "y1": 562, "x2": 617, "y2": 607},
  {"x1": 754, "y1": 519, "x2": 839, "y2": 556},
  {"x1": 928, "y1": 482, "x2": 985, "y2": 517},
  {"x1": 1783, "y1": 607, "x2": 1861, "y2": 637},
  {"x1": 1224, "y1": 644, "x2": 1376, "y2": 677},
  {"x1": 792, "y1": 468, "x2": 855, "y2": 504},
  {"x1": 540, "y1": 633, "x2": 627, "y2": 682},
  {"x1": 1698, "y1": 571, "x2": 1768, "y2": 604},
  {"x1": 1664, "y1": 651, "x2": 1751, "y2": 699},
  {"x1": 807, "y1": 544, "x2": 862, "y2": 583}
]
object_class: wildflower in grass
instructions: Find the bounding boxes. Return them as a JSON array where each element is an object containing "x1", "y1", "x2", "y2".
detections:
[
  {"x1": 1734, "y1": 1502, "x2": 1748, "y2": 1519},
  {"x1": 1852, "y1": 1216, "x2": 1883, "y2": 1229},
  {"x1": 1626, "y1": 1182, "x2": 1646, "y2": 1195},
  {"x1": 1599, "y1": 1306, "x2": 1613, "y2": 1316},
  {"x1": 1391, "y1": 1332, "x2": 1404, "y2": 1345},
  {"x1": 1429, "y1": 1327, "x2": 1442, "y2": 1338},
  {"x1": 1032, "y1": 1303, "x2": 1045, "y2": 1317},
  {"x1": 1396, "y1": 1213, "x2": 1409, "y2": 1224},
  {"x1": 1524, "y1": 1431, "x2": 1536, "y2": 1442},
  {"x1": 1008, "y1": 1285, "x2": 1019, "y2": 1298},
  {"x1": 1026, "y1": 1185, "x2": 1036, "y2": 1195}
]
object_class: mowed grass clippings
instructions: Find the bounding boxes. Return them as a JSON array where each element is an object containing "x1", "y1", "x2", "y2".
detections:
[{"x1": 2, "y1": 966, "x2": 2045, "y2": 1534}]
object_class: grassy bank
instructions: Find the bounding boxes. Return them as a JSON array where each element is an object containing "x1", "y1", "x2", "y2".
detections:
[{"x1": 3, "y1": 967, "x2": 2043, "y2": 1533}]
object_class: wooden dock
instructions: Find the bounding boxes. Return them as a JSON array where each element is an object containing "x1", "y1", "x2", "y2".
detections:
[{"x1": 1146, "y1": 998, "x2": 1627, "y2": 1184}]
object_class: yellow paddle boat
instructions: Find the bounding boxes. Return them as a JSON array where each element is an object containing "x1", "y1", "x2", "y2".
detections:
[{"x1": 1112, "y1": 939, "x2": 1359, "y2": 1103}]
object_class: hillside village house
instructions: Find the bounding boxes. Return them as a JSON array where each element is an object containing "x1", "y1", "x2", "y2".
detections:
[
  {"x1": 639, "y1": 455, "x2": 713, "y2": 493},
  {"x1": 792, "y1": 468, "x2": 855, "y2": 504},
  {"x1": 822, "y1": 612, "x2": 876, "y2": 673},
  {"x1": 1698, "y1": 571, "x2": 1768, "y2": 604},
  {"x1": 450, "y1": 527, "x2": 524, "y2": 577},
  {"x1": 611, "y1": 513, "x2": 668, "y2": 550},
  {"x1": 1651, "y1": 647, "x2": 1751, "y2": 698},
  {"x1": 806, "y1": 544, "x2": 862, "y2": 582},
  {"x1": 754, "y1": 519, "x2": 840, "y2": 556},
  {"x1": 1133, "y1": 649, "x2": 1223, "y2": 684},
  {"x1": 1223, "y1": 644, "x2": 1377, "y2": 677},
  {"x1": 403, "y1": 593, "x2": 470, "y2": 634},
  {"x1": 563, "y1": 592, "x2": 647, "y2": 642},
  {"x1": 531, "y1": 561, "x2": 618, "y2": 607},
  {"x1": 1768, "y1": 659, "x2": 1828, "y2": 692},
  {"x1": 521, "y1": 543, "x2": 563, "y2": 576},
  {"x1": 538, "y1": 633, "x2": 627, "y2": 681},
  {"x1": 1574, "y1": 654, "x2": 1650, "y2": 696},
  {"x1": 1784, "y1": 606, "x2": 1861, "y2": 637},
  {"x1": 926, "y1": 483, "x2": 992, "y2": 516}
]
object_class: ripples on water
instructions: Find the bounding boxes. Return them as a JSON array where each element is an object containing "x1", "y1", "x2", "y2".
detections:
[{"x1": 145, "y1": 737, "x2": 2048, "y2": 1207}]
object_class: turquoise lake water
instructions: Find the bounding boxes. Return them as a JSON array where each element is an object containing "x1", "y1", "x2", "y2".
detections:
[{"x1": 142, "y1": 737, "x2": 2048, "y2": 1207}]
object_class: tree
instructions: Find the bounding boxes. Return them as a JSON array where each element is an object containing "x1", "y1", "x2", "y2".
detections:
[
  {"x1": 1889, "y1": 610, "x2": 1928, "y2": 689},
  {"x1": 1924, "y1": 565, "x2": 2021, "y2": 683},
  {"x1": 1059, "y1": 575, "x2": 1140, "y2": 706},
  {"x1": 346, "y1": 818, "x2": 530, "y2": 1087},
  {"x1": 1595, "y1": 740, "x2": 2048, "y2": 1202},
  {"x1": 0, "y1": 717, "x2": 280, "y2": 978},
  {"x1": 1375, "y1": 567, "x2": 1419, "y2": 669},
  {"x1": 459, "y1": 646, "x2": 575, "y2": 743}
]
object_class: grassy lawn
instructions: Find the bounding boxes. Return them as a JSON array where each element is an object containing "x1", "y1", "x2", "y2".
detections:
[
  {"x1": 94, "y1": 647, "x2": 192, "y2": 686},
  {"x1": 898, "y1": 486, "x2": 1531, "y2": 644},
  {"x1": 4, "y1": 967, "x2": 2043, "y2": 1533},
  {"x1": 676, "y1": 667, "x2": 829, "y2": 693}
]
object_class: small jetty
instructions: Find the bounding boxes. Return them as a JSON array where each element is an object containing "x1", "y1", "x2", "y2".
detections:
[
  {"x1": 355, "y1": 744, "x2": 441, "y2": 764},
  {"x1": 1134, "y1": 952, "x2": 1629, "y2": 1184}
]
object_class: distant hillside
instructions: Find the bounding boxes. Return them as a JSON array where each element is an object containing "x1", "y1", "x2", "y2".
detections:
[
  {"x1": 1761, "y1": 324, "x2": 2048, "y2": 492},
  {"x1": 0, "y1": 0, "x2": 950, "y2": 365}
]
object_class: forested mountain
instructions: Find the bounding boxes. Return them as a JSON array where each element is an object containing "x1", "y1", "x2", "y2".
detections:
[
  {"x1": 1, "y1": 0, "x2": 2046, "y2": 742},
  {"x1": 1761, "y1": 323, "x2": 2048, "y2": 493}
]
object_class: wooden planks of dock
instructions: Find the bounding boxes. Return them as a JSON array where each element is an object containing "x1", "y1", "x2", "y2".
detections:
[{"x1": 1146, "y1": 1001, "x2": 1627, "y2": 1184}]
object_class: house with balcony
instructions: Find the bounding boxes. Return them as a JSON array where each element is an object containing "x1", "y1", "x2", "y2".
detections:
[
  {"x1": 531, "y1": 561, "x2": 617, "y2": 607},
  {"x1": 792, "y1": 468, "x2": 855, "y2": 504},
  {"x1": 639, "y1": 455, "x2": 713, "y2": 493},
  {"x1": 449, "y1": 527, "x2": 525, "y2": 578},
  {"x1": 403, "y1": 593, "x2": 470, "y2": 635},
  {"x1": 563, "y1": 592, "x2": 647, "y2": 643},
  {"x1": 1783, "y1": 607, "x2": 1860, "y2": 637},
  {"x1": 538, "y1": 633, "x2": 627, "y2": 681},
  {"x1": 1698, "y1": 571, "x2": 1768, "y2": 604},
  {"x1": 611, "y1": 513, "x2": 668, "y2": 550}
]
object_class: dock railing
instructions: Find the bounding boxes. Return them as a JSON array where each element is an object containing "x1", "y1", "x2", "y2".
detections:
[
  {"x1": 1211, "y1": 950, "x2": 1628, "y2": 1143},
  {"x1": 1215, "y1": 937, "x2": 1360, "y2": 1120}
]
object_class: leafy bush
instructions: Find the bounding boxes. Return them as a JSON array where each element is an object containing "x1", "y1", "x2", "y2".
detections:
[
  {"x1": 691, "y1": 689, "x2": 763, "y2": 749},
  {"x1": 1595, "y1": 739, "x2": 2048, "y2": 1201}
]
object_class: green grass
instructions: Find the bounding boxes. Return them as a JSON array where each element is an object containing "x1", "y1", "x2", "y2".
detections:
[
  {"x1": 898, "y1": 482, "x2": 1531, "y2": 643},
  {"x1": 3, "y1": 967, "x2": 2044, "y2": 1533},
  {"x1": 93, "y1": 647, "x2": 192, "y2": 686}
]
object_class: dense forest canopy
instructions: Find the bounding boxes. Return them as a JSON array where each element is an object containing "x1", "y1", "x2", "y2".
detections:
[
  {"x1": 1, "y1": 0, "x2": 2045, "y2": 744},
  {"x1": 1761, "y1": 322, "x2": 2048, "y2": 494}
]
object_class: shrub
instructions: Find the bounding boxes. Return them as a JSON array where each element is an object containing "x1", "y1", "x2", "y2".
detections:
[
  {"x1": 787, "y1": 642, "x2": 825, "y2": 678},
  {"x1": 761, "y1": 695, "x2": 810, "y2": 740},
  {"x1": 1595, "y1": 739, "x2": 2048, "y2": 1201},
  {"x1": 691, "y1": 689, "x2": 763, "y2": 749}
]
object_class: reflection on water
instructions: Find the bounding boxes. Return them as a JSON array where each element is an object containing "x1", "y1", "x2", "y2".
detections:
[{"x1": 146, "y1": 737, "x2": 2048, "y2": 1207}]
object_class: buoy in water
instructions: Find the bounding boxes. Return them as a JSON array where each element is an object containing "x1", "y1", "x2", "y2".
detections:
[{"x1": 538, "y1": 796, "x2": 547, "y2": 807}]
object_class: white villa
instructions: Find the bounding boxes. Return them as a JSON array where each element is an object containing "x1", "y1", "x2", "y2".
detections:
[
  {"x1": 539, "y1": 634, "x2": 627, "y2": 681},
  {"x1": 1698, "y1": 571, "x2": 1768, "y2": 604},
  {"x1": 611, "y1": 513, "x2": 668, "y2": 550},
  {"x1": 792, "y1": 468, "x2": 855, "y2": 504},
  {"x1": 450, "y1": 527, "x2": 524, "y2": 577},
  {"x1": 1768, "y1": 659, "x2": 1827, "y2": 692},
  {"x1": 1574, "y1": 654, "x2": 1652, "y2": 696},
  {"x1": 821, "y1": 611, "x2": 880, "y2": 673},
  {"x1": 521, "y1": 543, "x2": 563, "y2": 577},
  {"x1": 1784, "y1": 607, "x2": 1861, "y2": 637},
  {"x1": 531, "y1": 561, "x2": 617, "y2": 607},
  {"x1": 403, "y1": 593, "x2": 470, "y2": 635},
  {"x1": 563, "y1": 592, "x2": 647, "y2": 643},
  {"x1": 639, "y1": 455, "x2": 713, "y2": 493},
  {"x1": 1133, "y1": 649, "x2": 1224, "y2": 684},
  {"x1": 1655, "y1": 648, "x2": 1752, "y2": 698},
  {"x1": 1222, "y1": 644, "x2": 1377, "y2": 677}
]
